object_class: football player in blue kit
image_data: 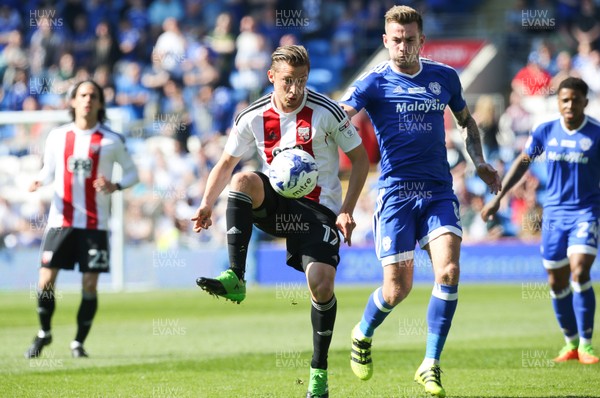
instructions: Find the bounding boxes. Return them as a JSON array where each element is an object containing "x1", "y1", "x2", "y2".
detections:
[
  {"x1": 482, "y1": 77, "x2": 600, "y2": 365},
  {"x1": 339, "y1": 5, "x2": 501, "y2": 397}
]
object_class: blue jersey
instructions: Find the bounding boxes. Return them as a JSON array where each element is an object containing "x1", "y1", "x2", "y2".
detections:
[
  {"x1": 525, "y1": 115, "x2": 600, "y2": 212},
  {"x1": 341, "y1": 59, "x2": 466, "y2": 187}
]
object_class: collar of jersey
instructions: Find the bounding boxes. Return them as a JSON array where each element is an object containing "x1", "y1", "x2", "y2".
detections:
[
  {"x1": 270, "y1": 90, "x2": 308, "y2": 116},
  {"x1": 387, "y1": 59, "x2": 423, "y2": 78},
  {"x1": 560, "y1": 115, "x2": 588, "y2": 135},
  {"x1": 71, "y1": 122, "x2": 100, "y2": 134}
]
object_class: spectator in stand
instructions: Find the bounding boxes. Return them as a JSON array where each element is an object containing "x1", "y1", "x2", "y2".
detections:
[
  {"x1": 60, "y1": 0, "x2": 86, "y2": 35},
  {"x1": 29, "y1": 13, "x2": 65, "y2": 78},
  {"x1": 577, "y1": 50, "x2": 600, "y2": 97},
  {"x1": 0, "y1": 5, "x2": 21, "y2": 51},
  {"x1": 148, "y1": 0, "x2": 184, "y2": 38},
  {"x1": 1, "y1": 30, "x2": 28, "y2": 86},
  {"x1": 84, "y1": 0, "x2": 109, "y2": 32},
  {"x1": 70, "y1": 13, "x2": 95, "y2": 69},
  {"x1": 512, "y1": 53, "x2": 552, "y2": 97},
  {"x1": 117, "y1": 18, "x2": 143, "y2": 62},
  {"x1": 230, "y1": 15, "x2": 271, "y2": 100},
  {"x1": 91, "y1": 21, "x2": 121, "y2": 72},
  {"x1": 152, "y1": 17, "x2": 187, "y2": 79},
  {"x1": 205, "y1": 12, "x2": 236, "y2": 86},
  {"x1": 0, "y1": 67, "x2": 28, "y2": 111},
  {"x1": 115, "y1": 61, "x2": 150, "y2": 124},
  {"x1": 572, "y1": 40, "x2": 594, "y2": 72},
  {"x1": 571, "y1": 0, "x2": 600, "y2": 49},
  {"x1": 182, "y1": 45, "x2": 219, "y2": 93},
  {"x1": 550, "y1": 50, "x2": 581, "y2": 94},
  {"x1": 498, "y1": 90, "x2": 534, "y2": 156},
  {"x1": 93, "y1": 65, "x2": 116, "y2": 107},
  {"x1": 124, "y1": 0, "x2": 149, "y2": 33}
]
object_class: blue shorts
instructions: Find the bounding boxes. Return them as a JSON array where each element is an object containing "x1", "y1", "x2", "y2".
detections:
[
  {"x1": 373, "y1": 181, "x2": 462, "y2": 265},
  {"x1": 541, "y1": 208, "x2": 599, "y2": 269}
]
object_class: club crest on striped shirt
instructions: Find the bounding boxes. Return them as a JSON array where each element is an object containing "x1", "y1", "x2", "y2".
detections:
[{"x1": 297, "y1": 127, "x2": 310, "y2": 142}]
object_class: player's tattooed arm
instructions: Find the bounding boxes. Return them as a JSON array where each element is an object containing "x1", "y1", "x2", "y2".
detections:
[
  {"x1": 454, "y1": 106, "x2": 485, "y2": 166},
  {"x1": 454, "y1": 106, "x2": 502, "y2": 194}
]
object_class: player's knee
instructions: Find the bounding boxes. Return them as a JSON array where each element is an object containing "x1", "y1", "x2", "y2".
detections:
[
  {"x1": 310, "y1": 281, "x2": 334, "y2": 303},
  {"x1": 438, "y1": 262, "x2": 460, "y2": 285},
  {"x1": 384, "y1": 281, "x2": 411, "y2": 306},
  {"x1": 571, "y1": 267, "x2": 591, "y2": 284},
  {"x1": 230, "y1": 172, "x2": 261, "y2": 194}
]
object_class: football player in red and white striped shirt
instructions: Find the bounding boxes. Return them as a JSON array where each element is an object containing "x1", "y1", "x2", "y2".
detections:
[
  {"x1": 25, "y1": 80, "x2": 139, "y2": 359},
  {"x1": 192, "y1": 45, "x2": 369, "y2": 398}
]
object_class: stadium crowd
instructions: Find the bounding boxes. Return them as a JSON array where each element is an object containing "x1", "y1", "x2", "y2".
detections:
[{"x1": 1, "y1": 0, "x2": 600, "y2": 253}]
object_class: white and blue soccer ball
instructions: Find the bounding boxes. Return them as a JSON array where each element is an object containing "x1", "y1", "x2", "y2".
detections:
[{"x1": 269, "y1": 148, "x2": 318, "y2": 199}]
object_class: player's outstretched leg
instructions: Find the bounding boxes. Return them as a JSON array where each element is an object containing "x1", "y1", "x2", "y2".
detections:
[
  {"x1": 350, "y1": 323, "x2": 373, "y2": 380},
  {"x1": 196, "y1": 190, "x2": 254, "y2": 303},
  {"x1": 196, "y1": 269, "x2": 246, "y2": 304},
  {"x1": 350, "y1": 287, "x2": 395, "y2": 380},
  {"x1": 414, "y1": 283, "x2": 458, "y2": 397}
]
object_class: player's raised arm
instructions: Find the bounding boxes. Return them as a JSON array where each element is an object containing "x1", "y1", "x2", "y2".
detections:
[
  {"x1": 453, "y1": 106, "x2": 502, "y2": 194},
  {"x1": 480, "y1": 152, "x2": 532, "y2": 221},
  {"x1": 191, "y1": 152, "x2": 241, "y2": 232}
]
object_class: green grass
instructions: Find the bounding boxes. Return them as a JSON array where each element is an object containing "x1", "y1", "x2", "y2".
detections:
[{"x1": 1, "y1": 284, "x2": 599, "y2": 397}]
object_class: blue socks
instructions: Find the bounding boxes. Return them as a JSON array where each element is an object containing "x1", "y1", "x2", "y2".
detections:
[
  {"x1": 550, "y1": 286, "x2": 578, "y2": 341},
  {"x1": 358, "y1": 283, "x2": 459, "y2": 363},
  {"x1": 359, "y1": 287, "x2": 395, "y2": 338},
  {"x1": 572, "y1": 281, "x2": 595, "y2": 341},
  {"x1": 551, "y1": 281, "x2": 596, "y2": 344},
  {"x1": 425, "y1": 283, "x2": 458, "y2": 361}
]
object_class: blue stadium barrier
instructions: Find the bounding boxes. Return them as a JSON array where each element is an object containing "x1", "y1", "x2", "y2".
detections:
[
  {"x1": 255, "y1": 241, "x2": 600, "y2": 285},
  {"x1": 2, "y1": 242, "x2": 599, "y2": 290}
]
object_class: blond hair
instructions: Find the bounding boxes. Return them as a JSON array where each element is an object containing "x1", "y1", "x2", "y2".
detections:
[
  {"x1": 384, "y1": 5, "x2": 423, "y2": 32},
  {"x1": 271, "y1": 45, "x2": 310, "y2": 71}
]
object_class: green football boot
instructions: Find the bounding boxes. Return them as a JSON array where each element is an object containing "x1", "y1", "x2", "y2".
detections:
[
  {"x1": 306, "y1": 368, "x2": 328, "y2": 398},
  {"x1": 414, "y1": 364, "x2": 446, "y2": 397},
  {"x1": 350, "y1": 323, "x2": 373, "y2": 380},
  {"x1": 196, "y1": 269, "x2": 246, "y2": 304}
]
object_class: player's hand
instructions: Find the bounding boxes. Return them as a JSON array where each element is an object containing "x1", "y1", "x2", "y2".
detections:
[
  {"x1": 191, "y1": 204, "x2": 212, "y2": 233},
  {"x1": 29, "y1": 180, "x2": 42, "y2": 192},
  {"x1": 476, "y1": 163, "x2": 502, "y2": 194},
  {"x1": 93, "y1": 175, "x2": 117, "y2": 193},
  {"x1": 336, "y1": 212, "x2": 356, "y2": 246},
  {"x1": 480, "y1": 200, "x2": 500, "y2": 222}
]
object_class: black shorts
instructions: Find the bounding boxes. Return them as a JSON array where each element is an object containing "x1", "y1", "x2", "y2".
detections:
[
  {"x1": 253, "y1": 172, "x2": 341, "y2": 272},
  {"x1": 40, "y1": 227, "x2": 110, "y2": 273}
]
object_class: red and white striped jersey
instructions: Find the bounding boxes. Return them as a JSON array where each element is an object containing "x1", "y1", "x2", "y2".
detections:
[
  {"x1": 38, "y1": 122, "x2": 139, "y2": 230},
  {"x1": 225, "y1": 89, "x2": 362, "y2": 214}
]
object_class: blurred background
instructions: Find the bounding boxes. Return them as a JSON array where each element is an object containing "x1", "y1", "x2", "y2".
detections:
[{"x1": 1, "y1": 0, "x2": 600, "y2": 290}]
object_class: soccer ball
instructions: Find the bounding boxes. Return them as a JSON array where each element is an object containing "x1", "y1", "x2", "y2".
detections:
[{"x1": 269, "y1": 148, "x2": 318, "y2": 199}]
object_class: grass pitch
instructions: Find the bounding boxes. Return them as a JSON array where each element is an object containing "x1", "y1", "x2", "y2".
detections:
[{"x1": 1, "y1": 284, "x2": 599, "y2": 397}]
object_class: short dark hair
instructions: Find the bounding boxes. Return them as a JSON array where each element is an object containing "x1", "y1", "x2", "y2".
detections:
[
  {"x1": 68, "y1": 79, "x2": 106, "y2": 123},
  {"x1": 558, "y1": 77, "x2": 588, "y2": 97},
  {"x1": 385, "y1": 5, "x2": 423, "y2": 33}
]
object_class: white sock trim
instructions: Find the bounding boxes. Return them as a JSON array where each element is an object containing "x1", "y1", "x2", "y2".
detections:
[
  {"x1": 37, "y1": 330, "x2": 50, "y2": 338},
  {"x1": 550, "y1": 286, "x2": 572, "y2": 299},
  {"x1": 571, "y1": 280, "x2": 593, "y2": 293},
  {"x1": 373, "y1": 287, "x2": 393, "y2": 312},
  {"x1": 431, "y1": 283, "x2": 458, "y2": 301},
  {"x1": 70, "y1": 341, "x2": 82, "y2": 349}
]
